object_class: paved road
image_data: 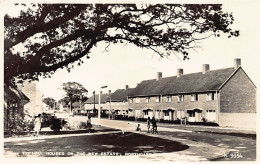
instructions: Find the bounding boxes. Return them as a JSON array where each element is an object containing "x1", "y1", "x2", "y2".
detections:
[
  {"x1": 91, "y1": 118, "x2": 256, "y2": 161},
  {"x1": 4, "y1": 116, "x2": 256, "y2": 161}
]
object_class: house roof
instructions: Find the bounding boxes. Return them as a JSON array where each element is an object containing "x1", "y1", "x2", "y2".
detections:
[
  {"x1": 4, "y1": 84, "x2": 30, "y2": 102},
  {"x1": 85, "y1": 93, "x2": 111, "y2": 104},
  {"x1": 128, "y1": 67, "x2": 236, "y2": 97},
  {"x1": 110, "y1": 88, "x2": 133, "y2": 102},
  {"x1": 72, "y1": 102, "x2": 81, "y2": 107}
]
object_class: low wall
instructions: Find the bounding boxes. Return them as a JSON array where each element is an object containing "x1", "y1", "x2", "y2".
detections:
[{"x1": 219, "y1": 113, "x2": 256, "y2": 130}]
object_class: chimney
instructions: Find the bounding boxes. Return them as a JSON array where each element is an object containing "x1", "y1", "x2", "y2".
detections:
[
  {"x1": 234, "y1": 58, "x2": 241, "y2": 69},
  {"x1": 108, "y1": 90, "x2": 111, "y2": 94},
  {"x1": 202, "y1": 64, "x2": 210, "y2": 74},
  {"x1": 125, "y1": 85, "x2": 129, "y2": 90},
  {"x1": 100, "y1": 91, "x2": 103, "y2": 94},
  {"x1": 156, "y1": 72, "x2": 162, "y2": 80},
  {"x1": 177, "y1": 69, "x2": 183, "y2": 77}
]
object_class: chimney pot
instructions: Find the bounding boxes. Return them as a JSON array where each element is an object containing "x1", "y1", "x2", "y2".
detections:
[
  {"x1": 177, "y1": 69, "x2": 183, "y2": 77},
  {"x1": 234, "y1": 58, "x2": 241, "y2": 69},
  {"x1": 156, "y1": 72, "x2": 162, "y2": 80},
  {"x1": 202, "y1": 64, "x2": 210, "y2": 74},
  {"x1": 108, "y1": 90, "x2": 111, "y2": 94},
  {"x1": 100, "y1": 91, "x2": 103, "y2": 94},
  {"x1": 125, "y1": 85, "x2": 129, "y2": 89}
]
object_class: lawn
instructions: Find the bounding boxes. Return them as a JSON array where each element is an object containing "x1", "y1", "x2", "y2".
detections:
[{"x1": 4, "y1": 132, "x2": 189, "y2": 157}]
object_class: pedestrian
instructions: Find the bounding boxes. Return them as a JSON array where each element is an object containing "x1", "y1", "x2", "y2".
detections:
[
  {"x1": 151, "y1": 116, "x2": 158, "y2": 134},
  {"x1": 86, "y1": 115, "x2": 92, "y2": 133},
  {"x1": 33, "y1": 114, "x2": 42, "y2": 137},
  {"x1": 147, "y1": 117, "x2": 151, "y2": 133},
  {"x1": 136, "y1": 124, "x2": 141, "y2": 131}
]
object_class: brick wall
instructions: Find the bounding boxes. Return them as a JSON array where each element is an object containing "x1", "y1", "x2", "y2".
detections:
[
  {"x1": 129, "y1": 93, "x2": 219, "y2": 119},
  {"x1": 219, "y1": 113, "x2": 256, "y2": 129},
  {"x1": 220, "y1": 68, "x2": 256, "y2": 113}
]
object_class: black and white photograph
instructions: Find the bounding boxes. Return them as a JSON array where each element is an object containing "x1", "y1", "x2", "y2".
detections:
[{"x1": 1, "y1": 0, "x2": 259, "y2": 163}]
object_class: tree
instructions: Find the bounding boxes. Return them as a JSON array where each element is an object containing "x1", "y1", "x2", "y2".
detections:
[
  {"x1": 61, "y1": 82, "x2": 88, "y2": 114},
  {"x1": 43, "y1": 97, "x2": 56, "y2": 109},
  {"x1": 4, "y1": 4, "x2": 239, "y2": 84}
]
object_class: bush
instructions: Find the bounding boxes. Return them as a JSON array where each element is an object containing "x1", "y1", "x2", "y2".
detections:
[
  {"x1": 78, "y1": 121, "x2": 88, "y2": 129},
  {"x1": 4, "y1": 115, "x2": 34, "y2": 136},
  {"x1": 50, "y1": 118, "x2": 63, "y2": 131}
]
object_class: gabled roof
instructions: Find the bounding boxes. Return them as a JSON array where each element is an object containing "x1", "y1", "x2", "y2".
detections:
[
  {"x1": 110, "y1": 88, "x2": 133, "y2": 102},
  {"x1": 128, "y1": 67, "x2": 236, "y2": 97},
  {"x1": 85, "y1": 93, "x2": 111, "y2": 104},
  {"x1": 4, "y1": 84, "x2": 30, "y2": 102}
]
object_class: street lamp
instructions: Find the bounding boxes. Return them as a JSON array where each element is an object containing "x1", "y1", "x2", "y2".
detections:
[
  {"x1": 98, "y1": 85, "x2": 107, "y2": 120},
  {"x1": 93, "y1": 91, "x2": 96, "y2": 116}
]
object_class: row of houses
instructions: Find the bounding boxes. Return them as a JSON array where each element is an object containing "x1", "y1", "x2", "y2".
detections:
[{"x1": 83, "y1": 58, "x2": 256, "y2": 129}]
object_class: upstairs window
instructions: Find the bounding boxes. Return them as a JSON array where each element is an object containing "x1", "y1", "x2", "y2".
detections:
[
  {"x1": 136, "y1": 97, "x2": 140, "y2": 103},
  {"x1": 207, "y1": 93, "x2": 216, "y2": 101},
  {"x1": 146, "y1": 97, "x2": 151, "y2": 103},
  {"x1": 155, "y1": 96, "x2": 161, "y2": 103},
  {"x1": 191, "y1": 94, "x2": 198, "y2": 101},
  {"x1": 166, "y1": 96, "x2": 172, "y2": 102},
  {"x1": 178, "y1": 95, "x2": 184, "y2": 102}
]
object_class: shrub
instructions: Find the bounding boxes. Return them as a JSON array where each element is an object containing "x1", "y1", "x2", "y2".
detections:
[
  {"x1": 4, "y1": 115, "x2": 34, "y2": 136},
  {"x1": 78, "y1": 121, "x2": 88, "y2": 129}
]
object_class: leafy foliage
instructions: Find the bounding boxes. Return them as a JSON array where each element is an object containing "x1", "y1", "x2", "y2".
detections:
[
  {"x1": 43, "y1": 97, "x2": 56, "y2": 109},
  {"x1": 4, "y1": 4, "x2": 239, "y2": 84},
  {"x1": 61, "y1": 82, "x2": 88, "y2": 112}
]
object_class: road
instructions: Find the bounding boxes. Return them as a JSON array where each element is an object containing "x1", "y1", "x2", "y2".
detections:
[{"x1": 4, "y1": 117, "x2": 256, "y2": 161}]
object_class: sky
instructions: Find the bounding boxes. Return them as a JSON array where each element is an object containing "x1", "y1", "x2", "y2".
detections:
[{"x1": 2, "y1": 0, "x2": 260, "y2": 101}]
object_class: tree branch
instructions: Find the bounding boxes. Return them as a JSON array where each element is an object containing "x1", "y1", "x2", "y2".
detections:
[{"x1": 5, "y1": 5, "x2": 88, "y2": 50}]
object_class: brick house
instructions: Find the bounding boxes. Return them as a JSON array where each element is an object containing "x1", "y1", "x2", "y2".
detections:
[
  {"x1": 106, "y1": 85, "x2": 133, "y2": 118},
  {"x1": 127, "y1": 59, "x2": 256, "y2": 129}
]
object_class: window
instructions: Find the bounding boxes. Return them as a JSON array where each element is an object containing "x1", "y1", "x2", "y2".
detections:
[
  {"x1": 146, "y1": 97, "x2": 151, "y2": 103},
  {"x1": 136, "y1": 97, "x2": 140, "y2": 103},
  {"x1": 178, "y1": 95, "x2": 184, "y2": 102},
  {"x1": 188, "y1": 111, "x2": 195, "y2": 117},
  {"x1": 166, "y1": 96, "x2": 172, "y2": 102},
  {"x1": 144, "y1": 111, "x2": 148, "y2": 115},
  {"x1": 164, "y1": 111, "x2": 169, "y2": 116},
  {"x1": 129, "y1": 98, "x2": 133, "y2": 103},
  {"x1": 191, "y1": 94, "x2": 198, "y2": 101},
  {"x1": 207, "y1": 93, "x2": 215, "y2": 101},
  {"x1": 155, "y1": 96, "x2": 161, "y2": 103}
]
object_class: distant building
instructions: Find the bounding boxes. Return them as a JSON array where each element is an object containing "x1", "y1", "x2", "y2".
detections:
[
  {"x1": 84, "y1": 91, "x2": 112, "y2": 117},
  {"x1": 127, "y1": 58, "x2": 256, "y2": 129},
  {"x1": 72, "y1": 101, "x2": 85, "y2": 114},
  {"x1": 107, "y1": 86, "x2": 134, "y2": 119}
]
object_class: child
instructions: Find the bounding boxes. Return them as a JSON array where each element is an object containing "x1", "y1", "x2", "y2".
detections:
[{"x1": 136, "y1": 124, "x2": 141, "y2": 131}]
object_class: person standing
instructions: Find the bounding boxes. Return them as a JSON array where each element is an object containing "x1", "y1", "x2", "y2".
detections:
[
  {"x1": 86, "y1": 115, "x2": 92, "y2": 133},
  {"x1": 33, "y1": 114, "x2": 42, "y2": 137},
  {"x1": 151, "y1": 116, "x2": 158, "y2": 134},
  {"x1": 147, "y1": 117, "x2": 151, "y2": 133}
]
